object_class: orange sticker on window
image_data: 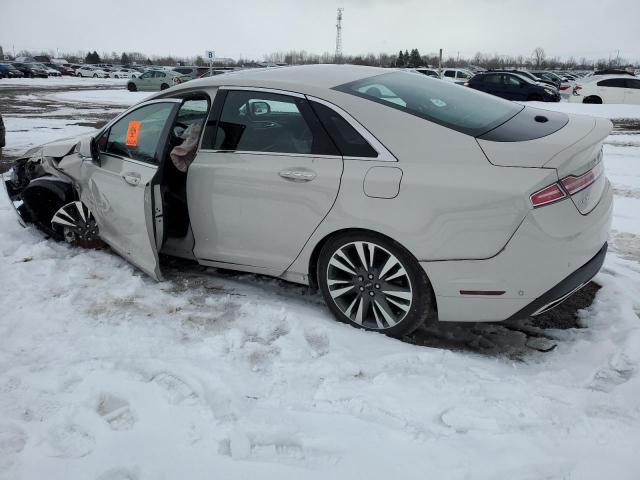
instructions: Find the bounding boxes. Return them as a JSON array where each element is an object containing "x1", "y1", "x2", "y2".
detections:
[{"x1": 125, "y1": 120, "x2": 141, "y2": 146}]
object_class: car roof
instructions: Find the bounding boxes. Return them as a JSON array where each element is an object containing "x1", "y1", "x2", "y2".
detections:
[
  {"x1": 583, "y1": 74, "x2": 636, "y2": 83},
  {"x1": 169, "y1": 64, "x2": 391, "y2": 95}
]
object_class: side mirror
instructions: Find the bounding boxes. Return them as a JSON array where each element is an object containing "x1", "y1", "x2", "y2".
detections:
[
  {"x1": 251, "y1": 101, "x2": 270, "y2": 116},
  {"x1": 90, "y1": 137, "x2": 101, "y2": 166}
]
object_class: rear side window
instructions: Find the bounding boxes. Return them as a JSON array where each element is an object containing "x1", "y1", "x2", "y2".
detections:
[
  {"x1": 625, "y1": 79, "x2": 640, "y2": 89},
  {"x1": 597, "y1": 78, "x2": 626, "y2": 88},
  {"x1": 334, "y1": 71, "x2": 522, "y2": 137},
  {"x1": 310, "y1": 101, "x2": 378, "y2": 158},
  {"x1": 444, "y1": 70, "x2": 455, "y2": 78},
  {"x1": 207, "y1": 90, "x2": 339, "y2": 155}
]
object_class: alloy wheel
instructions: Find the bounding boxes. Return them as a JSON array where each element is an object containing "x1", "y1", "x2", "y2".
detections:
[{"x1": 326, "y1": 241, "x2": 413, "y2": 330}]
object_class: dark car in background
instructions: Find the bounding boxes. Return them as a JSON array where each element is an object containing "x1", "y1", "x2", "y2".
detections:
[
  {"x1": 172, "y1": 66, "x2": 210, "y2": 80},
  {"x1": 11, "y1": 62, "x2": 49, "y2": 78},
  {"x1": 0, "y1": 63, "x2": 25, "y2": 78},
  {"x1": 487, "y1": 69, "x2": 558, "y2": 90},
  {"x1": 530, "y1": 71, "x2": 563, "y2": 89},
  {"x1": 466, "y1": 71, "x2": 560, "y2": 102}
]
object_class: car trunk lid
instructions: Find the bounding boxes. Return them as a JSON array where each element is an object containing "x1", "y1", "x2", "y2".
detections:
[{"x1": 477, "y1": 109, "x2": 612, "y2": 215}]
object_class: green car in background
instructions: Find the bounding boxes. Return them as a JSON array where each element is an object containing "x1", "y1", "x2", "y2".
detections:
[{"x1": 127, "y1": 70, "x2": 184, "y2": 92}]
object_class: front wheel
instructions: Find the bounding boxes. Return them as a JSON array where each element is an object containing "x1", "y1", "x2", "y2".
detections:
[
  {"x1": 160, "y1": 83, "x2": 169, "y2": 90},
  {"x1": 317, "y1": 232, "x2": 436, "y2": 338},
  {"x1": 127, "y1": 82, "x2": 137, "y2": 92},
  {"x1": 527, "y1": 94, "x2": 543, "y2": 102}
]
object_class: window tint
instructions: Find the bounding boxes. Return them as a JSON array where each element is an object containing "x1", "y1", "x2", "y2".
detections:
[
  {"x1": 335, "y1": 72, "x2": 522, "y2": 136},
  {"x1": 104, "y1": 102, "x2": 175, "y2": 163},
  {"x1": 597, "y1": 78, "x2": 626, "y2": 88},
  {"x1": 457, "y1": 71, "x2": 471, "y2": 79},
  {"x1": 207, "y1": 90, "x2": 339, "y2": 155},
  {"x1": 625, "y1": 79, "x2": 640, "y2": 89},
  {"x1": 505, "y1": 75, "x2": 523, "y2": 86},
  {"x1": 444, "y1": 70, "x2": 455, "y2": 77},
  {"x1": 483, "y1": 74, "x2": 502, "y2": 84},
  {"x1": 310, "y1": 101, "x2": 378, "y2": 158}
]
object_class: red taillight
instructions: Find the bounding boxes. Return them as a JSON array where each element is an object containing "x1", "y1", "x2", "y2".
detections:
[
  {"x1": 560, "y1": 162, "x2": 603, "y2": 195},
  {"x1": 530, "y1": 183, "x2": 567, "y2": 207},
  {"x1": 531, "y1": 162, "x2": 604, "y2": 208},
  {"x1": 560, "y1": 84, "x2": 570, "y2": 91},
  {"x1": 464, "y1": 82, "x2": 469, "y2": 87}
]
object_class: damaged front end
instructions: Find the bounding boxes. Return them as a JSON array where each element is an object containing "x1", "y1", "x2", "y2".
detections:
[{"x1": 3, "y1": 135, "x2": 99, "y2": 243}]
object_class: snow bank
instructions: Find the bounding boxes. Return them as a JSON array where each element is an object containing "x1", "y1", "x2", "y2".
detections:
[
  {"x1": 0, "y1": 77, "x2": 127, "y2": 88},
  {"x1": 49, "y1": 90, "x2": 151, "y2": 106},
  {"x1": 2, "y1": 117, "x2": 97, "y2": 156},
  {"x1": 1, "y1": 86, "x2": 640, "y2": 479}
]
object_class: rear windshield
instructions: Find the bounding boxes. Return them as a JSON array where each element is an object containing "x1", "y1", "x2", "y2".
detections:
[{"x1": 334, "y1": 71, "x2": 522, "y2": 136}]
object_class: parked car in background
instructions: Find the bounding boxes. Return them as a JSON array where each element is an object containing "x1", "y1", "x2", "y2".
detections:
[
  {"x1": 441, "y1": 68, "x2": 474, "y2": 84},
  {"x1": 412, "y1": 67, "x2": 440, "y2": 78},
  {"x1": 0, "y1": 63, "x2": 25, "y2": 78},
  {"x1": 3, "y1": 65, "x2": 612, "y2": 338},
  {"x1": 530, "y1": 71, "x2": 562, "y2": 89},
  {"x1": 109, "y1": 68, "x2": 138, "y2": 79},
  {"x1": 570, "y1": 75, "x2": 640, "y2": 104},
  {"x1": 172, "y1": 66, "x2": 210, "y2": 80},
  {"x1": 127, "y1": 70, "x2": 184, "y2": 91},
  {"x1": 44, "y1": 63, "x2": 74, "y2": 76},
  {"x1": 466, "y1": 71, "x2": 560, "y2": 102},
  {"x1": 11, "y1": 62, "x2": 48, "y2": 78},
  {"x1": 32, "y1": 63, "x2": 61, "y2": 77},
  {"x1": 487, "y1": 69, "x2": 558, "y2": 90},
  {"x1": 76, "y1": 66, "x2": 109, "y2": 78}
]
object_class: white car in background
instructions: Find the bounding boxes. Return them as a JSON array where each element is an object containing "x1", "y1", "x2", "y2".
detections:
[
  {"x1": 109, "y1": 68, "x2": 138, "y2": 79},
  {"x1": 441, "y1": 68, "x2": 474, "y2": 85},
  {"x1": 76, "y1": 66, "x2": 109, "y2": 78},
  {"x1": 571, "y1": 75, "x2": 640, "y2": 104}
]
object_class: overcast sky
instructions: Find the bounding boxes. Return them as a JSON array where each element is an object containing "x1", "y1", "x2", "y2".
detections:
[{"x1": 1, "y1": 0, "x2": 638, "y2": 62}]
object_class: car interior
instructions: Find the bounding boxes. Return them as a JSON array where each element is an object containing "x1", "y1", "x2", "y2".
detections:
[{"x1": 156, "y1": 96, "x2": 209, "y2": 256}]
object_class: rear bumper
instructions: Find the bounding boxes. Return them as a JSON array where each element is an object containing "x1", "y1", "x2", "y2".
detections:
[
  {"x1": 504, "y1": 242, "x2": 606, "y2": 321},
  {"x1": 422, "y1": 179, "x2": 613, "y2": 322}
]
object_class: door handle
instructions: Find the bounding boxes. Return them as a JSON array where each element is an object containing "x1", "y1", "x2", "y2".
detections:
[
  {"x1": 122, "y1": 172, "x2": 141, "y2": 186},
  {"x1": 278, "y1": 169, "x2": 317, "y2": 182}
]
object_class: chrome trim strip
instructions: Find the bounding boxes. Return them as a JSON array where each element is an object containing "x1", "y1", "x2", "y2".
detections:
[
  {"x1": 196, "y1": 149, "x2": 341, "y2": 159},
  {"x1": 531, "y1": 282, "x2": 586, "y2": 316},
  {"x1": 305, "y1": 95, "x2": 397, "y2": 162},
  {"x1": 101, "y1": 152, "x2": 159, "y2": 169},
  {"x1": 219, "y1": 85, "x2": 305, "y2": 98}
]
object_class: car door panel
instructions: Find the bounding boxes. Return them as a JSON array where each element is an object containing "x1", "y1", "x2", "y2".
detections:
[
  {"x1": 85, "y1": 100, "x2": 181, "y2": 280},
  {"x1": 85, "y1": 155, "x2": 161, "y2": 279},
  {"x1": 188, "y1": 152, "x2": 343, "y2": 273}
]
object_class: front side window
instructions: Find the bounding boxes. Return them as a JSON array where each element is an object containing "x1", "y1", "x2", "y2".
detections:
[
  {"x1": 207, "y1": 90, "x2": 338, "y2": 155},
  {"x1": 444, "y1": 70, "x2": 455, "y2": 78},
  {"x1": 104, "y1": 102, "x2": 176, "y2": 164},
  {"x1": 140, "y1": 71, "x2": 152, "y2": 79},
  {"x1": 334, "y1": 71, "x2": 523, "y2": 136}
]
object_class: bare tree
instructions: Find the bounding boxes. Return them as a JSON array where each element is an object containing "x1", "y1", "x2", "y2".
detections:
[{"x1": 532, "y1": 47, "x2": 546, "y2": 68}]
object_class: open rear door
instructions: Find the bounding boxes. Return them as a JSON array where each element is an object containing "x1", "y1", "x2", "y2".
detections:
[{"x1": 86, "y1": 99, "x2": 182, "y2": 280}]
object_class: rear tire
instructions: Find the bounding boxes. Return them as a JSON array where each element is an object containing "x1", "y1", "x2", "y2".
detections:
[
  {"x1": 584, "y1": 95, "x2": 603, "y2": 104},
  {"x1": 317, "y1": 231, "x2": 436, "y2": 338},
  {"x1": 160, "y1": 83, "x2": 169, "y2": 90},
  {"x1": 127, "y1": 82, "x2": 137, "y2": 92}
]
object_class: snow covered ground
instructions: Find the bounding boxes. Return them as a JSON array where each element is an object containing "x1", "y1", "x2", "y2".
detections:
[{"x1": 1, "y1": 86, "x2": 640, "y2": 479}]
